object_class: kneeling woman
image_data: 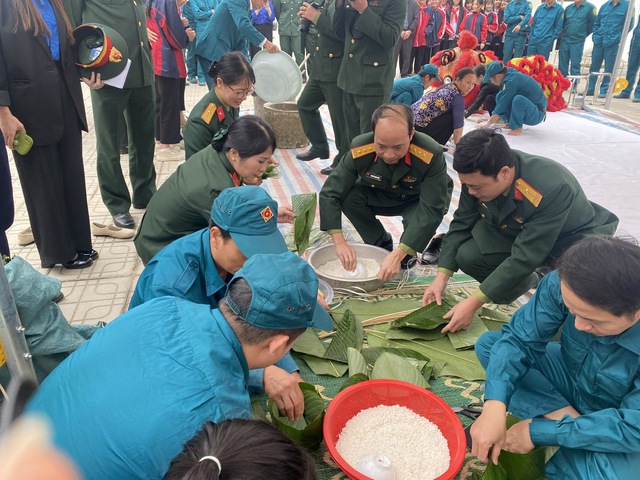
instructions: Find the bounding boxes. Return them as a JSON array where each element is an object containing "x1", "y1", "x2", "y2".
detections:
[
  {"x1": 411, "y1": 68, "x2": 477, "y2": 145},
  {"x1": 134, "y1": 115, "x2": 280, "y2": 264}
]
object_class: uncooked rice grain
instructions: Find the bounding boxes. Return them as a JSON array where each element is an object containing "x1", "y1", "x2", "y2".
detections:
[
  {"x1": 335, "y1": 405, "x2": 450, "y2": 480},
  {"x1": 317, "y1": 258, "x2": 380, "y2": 279}
]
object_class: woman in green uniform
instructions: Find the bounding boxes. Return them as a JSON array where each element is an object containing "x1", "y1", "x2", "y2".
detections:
[
  {"x1": 183, "y1": 52, "x2": 256, "y2": 159},
  {"x1": 134, "y1": 115, "x2": 280, "y2": 264}
]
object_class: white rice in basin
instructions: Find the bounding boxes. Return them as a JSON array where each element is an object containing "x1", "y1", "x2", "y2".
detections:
[{"x1": 335, "y1": 404, "x2": 450, "y2": 480}]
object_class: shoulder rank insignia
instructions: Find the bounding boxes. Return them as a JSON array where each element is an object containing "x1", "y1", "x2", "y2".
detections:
[
  {"x1": 515, "y1": 178, "x2": 543, "y2": 207},
  {"x1": 351, "y1": 143, "x2": 375, "y2": 159},
  {"x1": 408, "y1": 144, "x2": 433, "y2": 164},
  {"x1": 201, "y1": 102, "x2": 216, "y2": 125}
]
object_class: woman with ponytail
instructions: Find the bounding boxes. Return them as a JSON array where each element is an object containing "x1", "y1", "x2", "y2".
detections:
[
  {"x1": 134, "y1": 115, "x2": 294, "y2": 265},
  {"x1": 183, "y1": 51, "x2": 255, "y2": 160},
  {"x1": 0, "y1": 0, "x2": 103, "y2": 269}
]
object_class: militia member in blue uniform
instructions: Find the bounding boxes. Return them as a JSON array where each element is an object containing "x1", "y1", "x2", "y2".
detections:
[
  {"x1": 527, "y1": 0, "x2": 564, "y2": 60},
  {"x1": 331, "y1": 0, "x2": 406, "y2": 141},
  {"x1": 472, "y1": 236, "x2": 640, "y2": 480},
  {"x1": 66, "y1": 0, "x2": 158, "y2": 230},
  {"x1": 319, "y1": 104, "x2": 453, "y2": 280},
  {"x1": 558, "y1": 0, "x2": 597, "y2": 79},
  {"x1": 27, "y1": 252, "x2": 327, "y2": 480},
  {"x1": 130, "y1": 186, "x2": 332, "y2": 420},
  {"x1": 502, "y1": 0, "x2": 532, "y2": 62},
  {"x1": 390, "y1": 63, "x2": 441, "y2": 105},
  {"x1": 588, "y1": 0, "x2": 634, "y2": 97},
  {"x1": 477, "y1": 60, "x2": 547, "y2": 136},
  {"x1": 615, "y1": 15, "x2": 640, "y2": 102},
  {"x1": 296, "y1": 0, "x2": 350, "y2": 175},
  {"x1": 422, "y1": 130, "x2": 618, "y2": 333}
]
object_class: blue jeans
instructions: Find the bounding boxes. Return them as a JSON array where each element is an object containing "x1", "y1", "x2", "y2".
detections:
[
  {"x1": 527, "y1": 38, "x2": 554, "y2": 60},
  {"x1": 503, "y1": 33, "x2": 526, "y2": 63},
  {"x1": 506, "y1": 95, "x2": 546, "y2": 130},
  {"x1": 588, "y1": 43, "x2": 618, "y2": 95},
  {"x1": 558, "y1": 41, "x2": 585, "y2": 77},
  {"x1": 620, "y1": 40, "x2": 640, "y2": 99}
]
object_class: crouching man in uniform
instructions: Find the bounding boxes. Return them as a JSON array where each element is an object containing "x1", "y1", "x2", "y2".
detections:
[{"x1": 319, "y1": 104, "x2": 453, "y2": 280}]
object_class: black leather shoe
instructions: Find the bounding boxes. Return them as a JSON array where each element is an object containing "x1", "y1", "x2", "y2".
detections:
[
  {"x1": 401, "y1": 254, "x2": 418, "y2": 269},
  {"x1": 119, "y1": 146, "x2": 129, "y2": 155},
  {"x1": 132, "y1": 203, "x2": 147, "y2": 210},
  {"x1": 296, "y1": 150, "x2": 330, "y2": 161},
  {"x1": 420, "y1": 233, "x2": 445, "y2": 264},
  {"x1": 373, "y1": 231, "x2": 393, "y2": 252},
  {"x1": 62, "y1": 256, "x2": 93, "y2": 269},
  {"x1": 113, "y1": 213, "x2": 135, "y2": 229},
  {"x1": 53, "y1": 292, "x2": 65, "y2": 303},
  {"x1": 78, "y1": 249, "x2": 99, "y2": 261},
  {"x1": 320, "y1": 165, "x2": 336, "y2": 175}
]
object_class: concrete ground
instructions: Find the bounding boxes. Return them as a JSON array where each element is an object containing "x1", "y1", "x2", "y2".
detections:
[{"x1": 3, "y1": 74, "x2": 640, "y2": 326}]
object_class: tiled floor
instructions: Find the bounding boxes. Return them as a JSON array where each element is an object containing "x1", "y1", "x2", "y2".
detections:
[{"x1": 4, "y1": 75, "x2": 640, "y2": 326}]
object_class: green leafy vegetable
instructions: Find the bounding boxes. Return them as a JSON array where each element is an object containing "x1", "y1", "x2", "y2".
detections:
[
  {"x1": 360, "y1": 346, "x2": 430, "y2": 365},
  {"x1": 338, "y1": 373, "x2": 369, "y2": 392},
  {"x1": 268, "y1": 382, "x2": 326, "y2": 449},
  {"x1": 323, "y1": 309, "x2": 363, "y2": 363},
  {"x1": 447, "y1": 316, "x2": 489, "y2": 350},
  {"x1": 386, "y1": 326, "x2": 445, "y2": 341},
  {"x1": 291, "y1": 193, "x2": 317, "y2": 255},
  {"x1": 261, "y1": 163, "x2": 281, "y2": 180},
  {"x1": 392, "y1": 303, "x2": 450, "y2": 330},
  {"x1": 292, "y1": 327, "x2": 327, "y2": 358},
  {"x1": 251, "y1": 399, "x2": 269, "y2": 422},
  {"x1": 298, "y1": 354, "x2": 348, "y2": 377},
  {"x1": 370, "y1": 352, "x2": 430, "y2": 388},
  {"x1": 347, "y1": 347, "x2": 368, "y2": 377}
]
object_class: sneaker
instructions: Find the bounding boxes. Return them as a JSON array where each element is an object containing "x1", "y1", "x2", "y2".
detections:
[
  {"x1": 187, "y1": 77, "x2": 196, "y2": 84},
  {"x1": 155, "y1": 145, "x2": 184, "y2": 162},
  {"x1": 420, "y1": 233, "x2": 445, "y2": 265},
  {"x1": 17, "y1": 227, "x2": 35, "y2": 246},
  {"x1": 198, "y1": 81, "x2": 206, "y2": 87}
]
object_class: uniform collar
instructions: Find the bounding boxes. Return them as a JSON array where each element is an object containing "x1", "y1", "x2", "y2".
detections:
[
  {"x1": 210, "y1": 308, "x2": 250, "y2": 385},
  {"x1": 217, "y1": 150, "x2": 243, "y2": 185},
  {"x1": 200, "y1": 229, "x2": 229, "y2": 302}
]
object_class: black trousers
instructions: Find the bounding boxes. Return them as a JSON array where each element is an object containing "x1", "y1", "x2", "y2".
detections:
[
  {"x1": 415, "y1": 111, "x2": 454, "y2": 145},
  {"x1": 0, "y1": 128, "x2": 13, "y2": 257},
  {"x1": 394, "y1": 34, "x2": 415, "y2": 77},
  {"x1": 155, "y1": 75, "x2": 182, "y2": 145},
  {"x1": 13, "y1": 66, "x2": 92, "y2": 265}
]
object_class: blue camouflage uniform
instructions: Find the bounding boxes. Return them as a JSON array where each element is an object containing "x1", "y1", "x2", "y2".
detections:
[
  {"x1": 129, "y1": 228, "x2": 299, "y2": 392},
  {"x1": 493, "y1": 68, "x2": 547, "y2": 130},
  {"x1": 588, "y1": 0, "x2": 634, "y2": 96},
  {"x1": 476, "y1": 271, "x2": 640, "y2": 480},
  {"x1": 197, "y1": 0, "x2": 266, "y2": 88},
  {"x1": 617, "y1": 16, "x2": 640, "y2": 100},
  {"x1": 558, "y1": 0, "x2": 597, "y2": 77},
  {"x1": 390, "y1": 75, "x2": 425, "y2": 105},
  {"x1": 528, "y1": 1, "x2": 564, "y2": 60},
  {"x1": 187, "y1": 0, "x2": 219, "y2": 83},
  {"x1": 503, "y1": 0, "x2": 532, "y2": 62},
  {"x1": 27, "y1": 297, "x2": 253, "y2": 480}
]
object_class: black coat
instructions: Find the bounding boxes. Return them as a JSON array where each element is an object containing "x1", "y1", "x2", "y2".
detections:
[{"x1": 0, "y1": 1, "x2": 87, "y2": 147}]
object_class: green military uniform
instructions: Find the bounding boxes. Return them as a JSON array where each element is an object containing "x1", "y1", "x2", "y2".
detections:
[
  {"x1": 273, "y1": 0, "x2": 305, "y2": 65},
  {"x1": 134, "y1": 146, "x2": 240, "y2": 264},
  {"x1": 302, "y1": 22, "x2": 318, "y2": 76},
  {"x1": 438, "y1": 151, "x2": 619, "y2": 304},
  {"x1": 297, "y1": 0, "x2": 349, "y2": 167},
  {"x1": 183, "y1": 88, "x2": 238, "y2": 159},
  {"x1": 66, "y1": 0, "x2": 157, "y2": 216},
  {"x1": 319, "y1": 131, "x2": 452, "y2": 255},
  {"x1": 332, "y1": 0, "x2": 405, "y2": 141}
]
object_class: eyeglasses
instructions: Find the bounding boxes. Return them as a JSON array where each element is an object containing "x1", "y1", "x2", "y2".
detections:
[{"x1": 225, "y1": 83, "x2": 255, "y2": 97}]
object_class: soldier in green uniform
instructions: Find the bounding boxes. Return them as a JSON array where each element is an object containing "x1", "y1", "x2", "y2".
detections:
[
  {"x1": 319, "y1": 104, "x2": 453, "y2": 280},
  {"x1": 134, "y1": 116, "x2": 293, "y2": 264},
  {"x1": 274, "y1": 0, "x2": 305, "y2": 65},
  {"x1": 183, "y1": 52, "x2": 255, "y2": 159},
  {"x1": 296, "y1": 1, "x2": 350, "y2": 175},
  {"x1": 66, "y1": 0, "x2": 157, "y2": 230},
  {"x1": 422, "y1": 129, "x2": 619, "y2": 333},
  {"x1": 331, "y1": 0, "x2": 405, "y2": 141}
]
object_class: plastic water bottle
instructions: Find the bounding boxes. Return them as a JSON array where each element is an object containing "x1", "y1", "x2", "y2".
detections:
[{"x1": 355, "y1": 454, "x2": 395, "y2": 480}]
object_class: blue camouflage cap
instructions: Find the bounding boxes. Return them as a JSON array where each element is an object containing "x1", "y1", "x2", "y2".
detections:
[
  {"x1": 483, "y1": 61, "x2": 506, "y2": 84},
  {"x1": 419, "y1": 64, "x2": 442, "y2": 81},
  {"x1": 211, "y1": 186, "x2": 288, "y2": 258},
  {"x1": 226, "y1": 252, "x2": 334, "y2": 331}
]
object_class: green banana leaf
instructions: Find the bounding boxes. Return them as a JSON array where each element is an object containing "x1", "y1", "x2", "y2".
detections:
[
  {"x1": 447, "y1": 316, "x2": 489, "y2": 350},
  {"x1": 251, "y1": 399, "x2": 269, "y2": 422},
  {"x1": 386, "y1": 326, "x2": 445, "y2": 341},
  {"x1": 366, "y1": 330, "x2": 486, "y2": 380},
  {"x1": 291, "y1": 193, "x2": 317, "y2": 255},
  {"x1": 472, "y1": 461, "x2": 508, "y2": 480},
  {"x1": 323, "y1": 309, "x2": 364, "y2": 363},
  {"x1": 338, "y1": 373, "x2": 369, "y2": 392},
  {"x1": 360, "y1": 346, "x2": 430, "y2": 365},
  {"x1": 391, "y1": 303, "x2": 451, "y2": 330},
  {"x1": 292, "y1": 327, "x2": 327, "y2": 358},
  {"x1": 268, "y1": 382, "x2": 326, "y2": 449},
  {"x1": 370, "y1": 352, "x2": 430, "y2": 388},
  {"x1": 347, "y1": 347, "x2": 368, "y2": 377},
  {"x1": 298, "y1": 353, "x2": 348, "y2": 377}
]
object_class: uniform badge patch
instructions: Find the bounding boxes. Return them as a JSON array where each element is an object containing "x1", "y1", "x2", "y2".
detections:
[
  {"x1": 513, "y1": 214, "x2": 524, "y2": 223},
  {"x1": 260, "y1": 206, "x2": 274, "y2": 222},
  {"x1": 402, "y1": 175, "x2": 418, "y2": 183},
  {"x1": 370, "y1": 0, "x2": 382, "y2": 5},
  {"x1": 216, "y1": 106, "x2": 225, "y2": 122},
  {"x1": 366, "y1": 172, "x2": 382, "y2": 182},
  {"x1": 201, "y1": 103, "x2": 216, "y2": 125}
]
